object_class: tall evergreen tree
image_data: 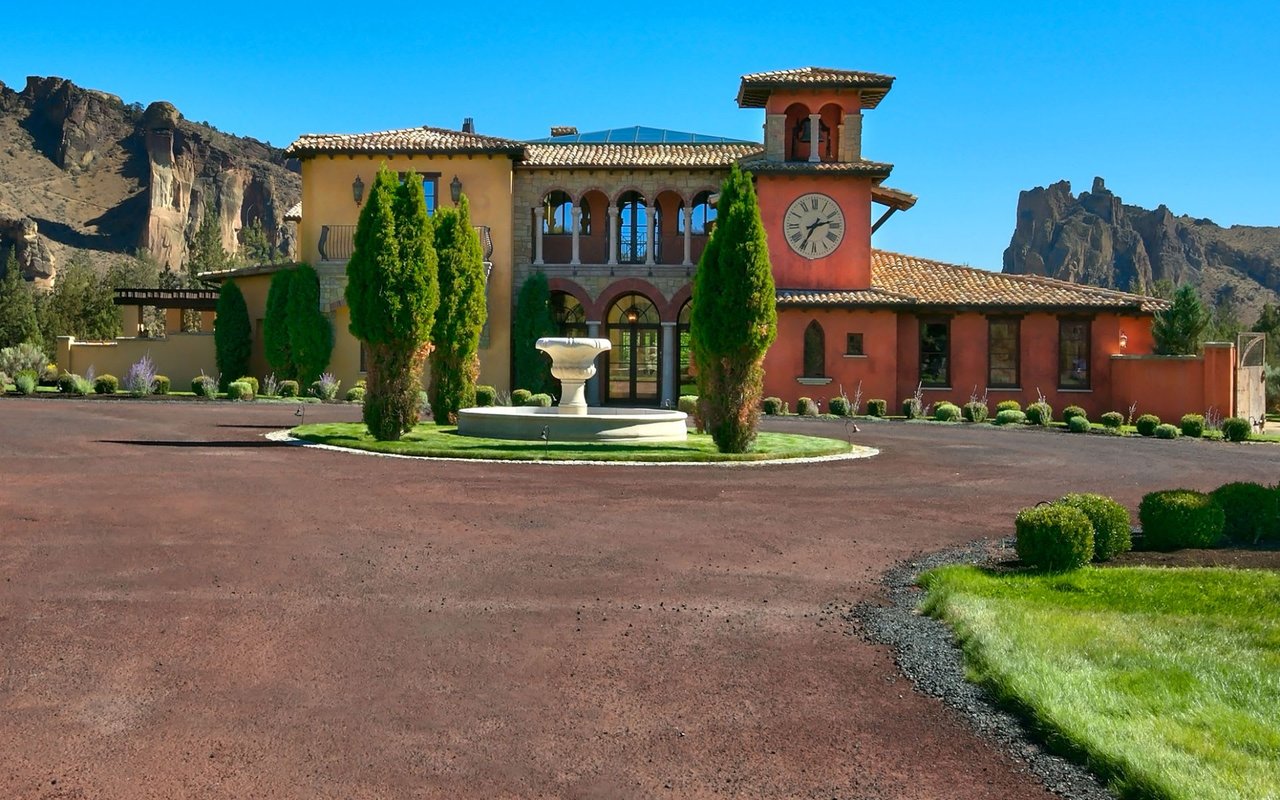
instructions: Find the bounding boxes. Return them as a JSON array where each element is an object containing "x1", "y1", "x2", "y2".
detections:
[
  {"x1": 187, "y1": 207, "x2": 232, "y2": 279},
  {"x1": 263, "y1": 267, "x2": 296, "y2": 380},
  {"x1": 287, "y1": 264, "x2": 333, "y2": 388},
  {"x1": 512, "y1": 272, "x2": 556, "y2": 394},
  {"x1": 429, "y1": 195, "x2": 488, "y2": 424},
  {"x1": 0, "y1": 250, "x2": 40, "y2": 349},
  {"x1": 346, "y1": 167, "x2": 438, "y2": 440},
  {"x1": 213, "y1": 279, "x2": 252, "y2": 388},
  {"x1": 690, "y1": 165, "x2": 776, "y2": 453},
  {"x1": 240, "y1": 218, "x2": 277, "y2": 265},
  {"x1": 1152, "y1": 284, "x2": 1210, "y2": 355},
  {"x1": 1253, "y1": 303, "x2": 1280, "y2": 367},
  {"x1": 38, "y1": 253, "x2": 120, "y2": 353}
]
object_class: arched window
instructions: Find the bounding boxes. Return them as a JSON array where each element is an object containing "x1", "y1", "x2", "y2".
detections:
[
  {"x1": 803, "y1": 320, "x2": 825, "y2": 378},
  {"x1": 542, "y1": 191, "x2": 573, "y2": 234},
  {"x1": 617, "y1": 191, "x2": 648, "y2": 263},
  {"x1": 550, "y1": 291, "x2": 588, "y2": 337},
  {"x1": 679, "y1": 191, "x2": 716, "y2": 235},
  {"x1": 791, "y1": 117, "x2": 832, "y2": 161}
]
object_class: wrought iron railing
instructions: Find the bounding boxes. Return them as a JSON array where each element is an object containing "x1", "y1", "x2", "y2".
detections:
[{"x1": 319, "y1": 224, "x2": 493, "y2": 262}]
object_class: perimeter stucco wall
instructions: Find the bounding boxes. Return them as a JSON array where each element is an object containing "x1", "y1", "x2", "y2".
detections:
[{"x1": 58, "y1": 333, "x2": 217, "y2": 388}]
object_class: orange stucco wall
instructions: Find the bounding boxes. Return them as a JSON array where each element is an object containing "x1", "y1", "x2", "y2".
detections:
[
  {"x1": 1111, "y1": 343, "x2": 1237, "y2": 422},
  {"x1": 762, "y1": 309, "x2": 898, "y2": 405},
  {"x1": 756, "y1": 175, "x2": 873, "y2": 290}
]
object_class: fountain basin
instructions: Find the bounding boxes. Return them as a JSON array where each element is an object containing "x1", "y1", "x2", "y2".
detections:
[{"x1": 457, "y1": 406, "x2": 688, "y2": 443}]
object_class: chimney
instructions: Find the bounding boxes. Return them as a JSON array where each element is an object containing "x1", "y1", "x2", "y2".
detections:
[
  {"x1": 462, "y1": 117, "x2": 474, "y2": 134},
  {"x1": 550, "y1": 125, "x2": 578, "y2": 137}
]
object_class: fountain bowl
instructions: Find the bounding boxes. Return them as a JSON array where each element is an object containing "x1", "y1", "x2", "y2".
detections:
[{"x1": 457, "y1": 405, "x2": 688, "y2": 443}]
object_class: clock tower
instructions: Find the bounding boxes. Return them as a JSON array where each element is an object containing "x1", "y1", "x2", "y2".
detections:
[{"x1": 735, "y1": 67, "x2": 895, "y2": 291}]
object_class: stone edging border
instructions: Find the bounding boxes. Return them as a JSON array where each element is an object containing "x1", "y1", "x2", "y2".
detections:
[
  {"x1": 850, "y1": 539, "x2": 1116, "y2": 800},
  {"x1": 264, "y1": 430, "x2": 879, "y2": 467}
]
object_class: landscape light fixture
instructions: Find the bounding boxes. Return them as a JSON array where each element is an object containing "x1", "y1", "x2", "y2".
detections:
[
  {"x1": 352, "y1": 175, "x2": 365, "y2": 205},
  {"x1": 450, "y1": 175, "x2": 463, "y2": 203}
]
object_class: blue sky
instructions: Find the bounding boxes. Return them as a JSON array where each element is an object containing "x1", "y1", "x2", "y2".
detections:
[{"x1": 3, "y1": 2, "x2": 1277, "y2": 269}]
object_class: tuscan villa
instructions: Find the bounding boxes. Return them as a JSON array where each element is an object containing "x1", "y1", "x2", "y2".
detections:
[{"x1": 59, "y1": 67, "x2": 1252, "y2": 423}]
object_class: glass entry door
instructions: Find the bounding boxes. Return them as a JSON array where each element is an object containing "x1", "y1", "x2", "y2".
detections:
[{"x1": 606, "y1": 293, "x2": 661, "y2": 404}]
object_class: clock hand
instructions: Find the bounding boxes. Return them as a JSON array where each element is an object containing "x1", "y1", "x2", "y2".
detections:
[{"x1": 800, "y1": 219, "x2": 829, "y2": 249}]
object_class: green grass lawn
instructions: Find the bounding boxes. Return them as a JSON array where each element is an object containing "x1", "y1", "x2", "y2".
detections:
[
  {"x1": 291, "y1": 421, "x2": 856, "y2": 462},
  {"x1": 920, "y1": 565, "x2": 1280, "y2": 800}
]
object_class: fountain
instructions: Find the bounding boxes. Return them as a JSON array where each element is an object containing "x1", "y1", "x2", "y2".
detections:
[{"x1": 456, "y1": 337, "x2": 688, "y2": 442}]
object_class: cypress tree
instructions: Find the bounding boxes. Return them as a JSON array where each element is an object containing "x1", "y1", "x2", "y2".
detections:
[
  {"x1": 287, "y1": 263, "x2": 333, "y2": 388},
  {"x1": 213, "y1": 279, "x2": 252, "y2": 388},
  {"x1": 690, "y1": 165, "x2": 777, "y2": 453},
  {"x1": 429, "y1": 194, "x2": 487, "y2": 424},
  {"x1": 512, "y1": 272, "x2": 556, "y2": 394},
  {"x1": 346, "y1": 166, "x2": 438, "y2": 440},
  {"x1": 1152, "y1": 284, "x2": 1210, "y2": 355},
  {"x1": 263, "y1": 267, "x2": 296, "y2": 380},
  {"x1": 0, "y1": 250, "x2": 40, "y2": 349}
]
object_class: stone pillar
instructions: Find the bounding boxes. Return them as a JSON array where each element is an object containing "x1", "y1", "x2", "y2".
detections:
[
  {"x1": 570, "y1": 205, "x2": 581, "y2": 266},
  {"x1": 682, "y1": 206, "x2": 693, "y2": 266},
  {"x1": 808, "y1": 113, "x2": 822, "y2": 163},
  {"x1": 661, "y1": 322, "x2": 677, "y2": 407},
  {"x1": 644, "y1": 202, "x2": 656, "y2": 266},
  {"x1": 606, "y1": 206, "x2": 618, "y2": 266},
  {"x1": 840, "y1": 113, "x2": 862, "y2": 161},
  {"x1": 586, "y1": 321, "x2": 603, "y2": 405},
  {"x1": 533, "y1": 206, "x2": 545, "y2": 265},
  {"x1": 764, "y1": 114, "x2": 785, "y2": 161}
]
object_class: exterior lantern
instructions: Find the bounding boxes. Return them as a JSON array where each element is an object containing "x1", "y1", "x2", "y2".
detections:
[
  {"x1": 625, "y1": 305, "x2": 640, "y2": 324},
  {"x1": 352, "y1": 175, "x2": 365, "y2": 205},
  {"x1": 1119, "y1": 331, "x2": 1128, "y2": 350},
  {"x1": 450, "y1": 175, "x2": 463, "y2": 203}
]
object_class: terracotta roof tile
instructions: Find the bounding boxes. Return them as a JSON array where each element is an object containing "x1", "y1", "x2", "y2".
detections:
[
  {"x1": 776, "y1": 250, "x2": 1171, "y2": 312},
  {"x1": 737, "y1": 155, "x2": 893, "y2": 177},
  {"x1": 283, "y1": 201, "x2": 302, "y2": 222},
  {"x1": 738, "y1": 66, "x2": 895, "y2": 108},
  {"x1": 286, "y1": 126, "x2": 524, "y2": 157},
  {"x1": 520, "y1": 142, "x2": 764, "y2": 168}
]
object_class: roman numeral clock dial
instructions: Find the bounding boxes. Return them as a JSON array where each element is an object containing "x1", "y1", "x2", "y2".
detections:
[{"x1": 784, "y1": 192, "x2": 845, "y2": 259}]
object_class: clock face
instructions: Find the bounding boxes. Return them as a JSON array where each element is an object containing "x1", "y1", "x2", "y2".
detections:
[{"x1": 784, "y1": 193, "x2": 845, "y2": 259}]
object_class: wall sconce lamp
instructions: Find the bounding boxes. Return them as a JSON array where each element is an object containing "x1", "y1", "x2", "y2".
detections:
[
  {"x1": 1119, "y1": 331, "x2": 1128, "y2": 350},
  {"x1": 450, "y1": 175, "x2": 463, "y2": 203},
  {"x1": 352, "y1": 175, "x2": 365, "y2": 205}
]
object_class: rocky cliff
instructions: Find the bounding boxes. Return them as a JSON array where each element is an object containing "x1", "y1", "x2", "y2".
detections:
[
  {"x1": 0, "y1": 76, "x2": 299, "y2": 287},
  {"x1": 1003, "y1": 178, "x2": 1280, "y2": 321}
]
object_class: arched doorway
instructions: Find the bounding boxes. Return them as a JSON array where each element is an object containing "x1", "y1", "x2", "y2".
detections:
[{"x1": 605, "y1": 293, "x2": 660, "y2": 404}]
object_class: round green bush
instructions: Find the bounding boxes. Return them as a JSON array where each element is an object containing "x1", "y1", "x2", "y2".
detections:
[
  {"x1": 1100, "y1": 411, "x2": 1124, "y2": 429},
  {"x1": 797, "y1": 397, "x2": 818, "y2": 416},
  {"x1": 152, "y1": 375, "x2": 170, "y2": 395},
  {"x1": 1154, "y1": 423, "x2": 1180, "y2": 440},
  {"x1": 934, "y1": 402, "x2": 961, "y2": 422},
  {"x1": 1067, "y1": 415, "x2": 1090, "y2": 433},
  {"x1": 1058, "y1": 493, "x2": 1132, "y2": 561},
  {"x1": 828, "y1": 396, "x2": 851, "y2": 417},
  {"x1": 511, "y1": 389, "x2": 533, "y2": 407},
  {"x1": 1139, "y1": 489, "x2": 1225, "y2": 551},
  {"x1": 995, "y1": 399, "x2": 1021, "y2": 414},
  {"x1": 474, "y1": 385, "x2": 496, "y2": 407},
  {"x1": 866, "y1": 399, "x2": 887, "y2": 417},
  {"x1": 762, "y1": 396, "x2": 785, "y2": 415},
  {"x1": 1135, "y1": 414, "x2": 1161, "y2": 437},
  {"x1": 1209, "y1": 482, "x2": 1279, "y2": 544},
  {"x1": 1025, "y1": 401, "x2": 1052, "y2": 426},
  {"x1": 1062, "y1": 405, "x2": 1087, "y2": 423},
  {"x1": 277, "y1": 380, "x2": 299, "y2": 398},
  {"x1": 57, "y1": 372, "x2": 78, "y2": 393},
  {"x1": 1180, "y1": 414, "x2": 1204, "y2": 438},
  {"x1": 15, "y1": 372, "x2": 37, "y2": 395},
  {"x1": 345, "y1": 386, "x2": 366, "y2": 403},
  {"x1": 962, "y1": 401, "x2": 988, "y2": 423},
  {"x1": 236, "y1": 376, "x2": 260, "y2": 395},
  {"x1": 191, "y1": 376, "x2": 214, "y2": 397},
  {"x1": 93, "y1": 374, "x2": 119, "y2": 395},
  {"x1": 527, "y1": 393, "x2": 553, "y2": 407},
  {"x1": 225, "y1": 380, "x2": 254, "y2": 401},
  {"x1": 902, "y1": 397, "x2": 922, "y2": 419},
  {"x1": 1221, "y1": 417, "x2": 1251, "y2": 442},
  {"x1": 994, "y1": 409, "x2": 1026, "y2": 425},
  {"x1": 678, "y1": 395, "x2": 699, "y2": 415},
  {"x1": 1015, "y1": 504, "x2": 1094, "y2": 570}
]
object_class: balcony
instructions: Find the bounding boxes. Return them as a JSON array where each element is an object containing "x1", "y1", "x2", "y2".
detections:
[{"x1": 318, "y1": 224, "x2": 494, "y2": 262}]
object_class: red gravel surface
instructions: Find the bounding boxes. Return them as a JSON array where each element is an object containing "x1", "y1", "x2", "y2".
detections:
[{"x1": 2, "y1": 401, "x2": 1277, "y2": 799}]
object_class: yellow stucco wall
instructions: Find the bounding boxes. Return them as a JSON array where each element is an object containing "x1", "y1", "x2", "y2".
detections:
[
  {"x1": 58, "y1": 333, "x2": 218, "y2": 388},
  {"x1": 232, "y1": 273, "x2": 274, "y2": 382}
]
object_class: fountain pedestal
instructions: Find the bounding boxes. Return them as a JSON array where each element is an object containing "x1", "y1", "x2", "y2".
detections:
[{"x1": 536, "y1": 337, "x2": 610, "y2": 415}]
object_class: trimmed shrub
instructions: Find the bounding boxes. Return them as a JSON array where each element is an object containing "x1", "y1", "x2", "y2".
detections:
[
  {"x1": 934, "y1": 402, "x2": 961, "y2": 422},
  {"x1": 797, "y1": 397, "x2": 818, "y2": 416},
  {"x1": 527, "y1": 392, "x2": 553, "y2": 407},
  {"x1": 1180, "y1": 414, "x2": 1205, "y2": 438},
  {"x1": 474, "y1": 385, "x2": 497, "y2": 407},
  {"x1": 225, "y1": 380, "x2": 254, "y2": 401},
  {"x1": 866, "y1": 399, "x2": 887, "y2": 417},
  {"x1": 994, "y1": 399, "x2": 1021, "y2": 414},
  {"x1": 1025, "y1": 401, "x2": 1052, "y2": 426},
  {"x1": 58, "y1": 372, "x2": 78, "y2": 393},
  {"x1": 15, "y1": 372, "x2": 36, "y2": 395},
  {"x1": 994, "y1": 409, "x2": 1026, "y2": 425},
  {"x1": 1221, "y1": 417, "x2": 1251, "y2": 442},
  {"x1": 1058, "y1": 493, "x2": 1132, "y2": 561},
  {"x1": 1100, "y1": 411, "x2": 1124, "y2": 429},
  {"x1": 93, "y1": 374, "x2": 119, "y2": 395},
  {"x1": 762, "y1": 396, "x2": 785, "y2": 415},
  {"x1": 192, "y1": 375, "x2": 218, "y2": 398},
  {"x1": 828, "y1": 396, "x2": 851, "y2": 417},
  {"x1": 1062, "y1": 405, "x2": 1087, "y2": 423},
  {"x1": 277, "y1": 380, "x2": 299, "y2": 398},
  {"x1": 1139, "y1": 489, "x2": 1225, "y2": 551},
  {"x1": 1067, "y1": 415, "x2": 1090, "y2": 433},
  {"x1": 678, "y1": 395, "x2": 699, "y2": 415},
  {"x1": 1135, "y1": 413, "x2": 1161, "y2": 437},
  {"x1": 1154, "y1": 423, "x2": 1180, "y2": 440},
  {"x1": 962, "y1": 401, "x2": 988, "y2": 423},
  {"x1": 902, "y1": 397, "x2": 922, "y2": 419},
  {"x1": 1015, "y1": 504, "x2": 1094, "y2": 570},
  {"x1": 1209, "y1": 482, "x2": 1279, "y2": 544},
  {"x1": 345, "y1": 387, "x2": 366, "y2": 403},
  {"x1": 236, "y1": 376, "x2": 260, "y2": 395},
  {"x1": 511, "y1": 389, "x2": 533, "y2": 407},
  {"x1": 152, "y1": 375, "x2": 170, "y2": 395},
  {"x1": 0, "y1": 342, "x2": 48, "y2": 378}
]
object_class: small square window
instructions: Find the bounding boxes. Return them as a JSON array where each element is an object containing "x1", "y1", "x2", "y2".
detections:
[{"x1": 846, "y1": 333, "x2": 864, "y2": 356}]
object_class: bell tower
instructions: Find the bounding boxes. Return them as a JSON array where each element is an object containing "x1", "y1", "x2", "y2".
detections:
[{"x1": 736, "y1": 67, "x2": 895, "y2": 291}]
